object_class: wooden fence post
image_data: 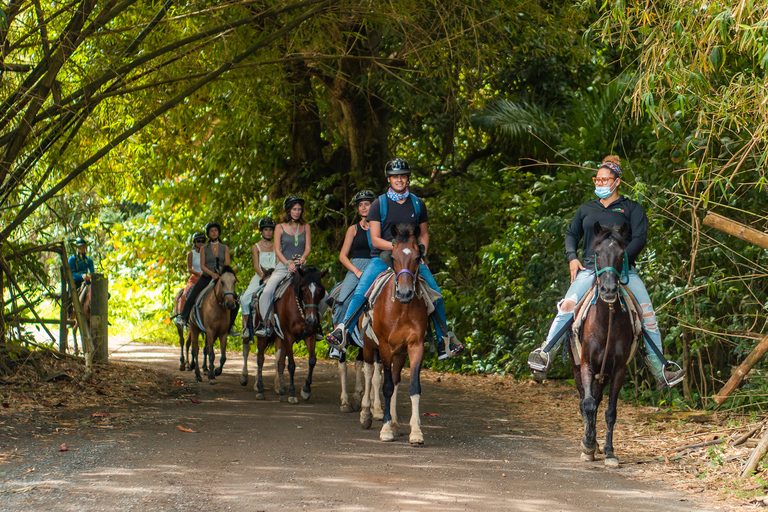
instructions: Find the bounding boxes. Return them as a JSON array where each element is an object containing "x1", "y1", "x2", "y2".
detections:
[
  {"x1": 90, "y1": 273, "x2": 108, "y2": 363},
  {"x1": 59, "y1": 265, "x2": 69, "y2": 353}
]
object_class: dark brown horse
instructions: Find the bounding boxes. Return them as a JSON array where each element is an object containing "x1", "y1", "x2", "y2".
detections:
[
  {"x1": 244, "y1": 266, "x2": 326, "y2": 403},
  {"x1": 172, "y1": 287, "x2": 193, "y2": 371},
  {"x1": 189, "y1": 267, "x2": 238, "y2": 384},
  {"x1": 574, "y1": 222, "x2": 634, "y2": 467},
  {"x1": 360, "y1": 223, "x2": 429, "y2": 444}
]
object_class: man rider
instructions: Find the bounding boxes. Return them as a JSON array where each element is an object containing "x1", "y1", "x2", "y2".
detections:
[{"x1": 325, "y1": 158, "x2": 464, "y2": 360}]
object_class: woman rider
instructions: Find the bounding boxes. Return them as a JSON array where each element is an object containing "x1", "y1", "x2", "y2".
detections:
[
  {"x1": 174, "y1": 232, "x2": 205, "y2": 317},
  {"x1": 527, "y1": 155, "x2": 686, "y2": 389},
  {"x1": 239, "y1": 218, "x2": 277, "y2": 341},
  {"x1": 328, "y1": 190, "x2": 375, "y2": 359},
  {"x1": 254, "y1": 196, "x2": 312, "y2": 337},
  {"x1": 325, "y1": 158, "x2": 463, "y2": 360},
  {"x1": 176, "y1": 222, "x2": 237, "y2": 333}
]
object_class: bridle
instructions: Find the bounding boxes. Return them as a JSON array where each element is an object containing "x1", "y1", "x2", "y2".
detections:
[
  {"x1": 593, "y1": 247, "x2": 629, "y2": 383},
  {"x1": 215, "y1": 273, "x2": 238, "y2": 308}
]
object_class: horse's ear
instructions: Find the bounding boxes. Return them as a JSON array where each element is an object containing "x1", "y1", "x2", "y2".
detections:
[
  {"x1": 319, "y1": 269, "x2": 328, "y2": 279},
  {"x1": 391, "y1": 224, "x2": 399, "y2": 239},
  {"x1": 593, "y1": 222, "x2": 603, "y2": 236},
  {"x1": 413, "y1": 224, "x2": 420, "y2": 240},
  {"x1": 618, "y1": 222, "x2": 630, "y2": 240}
]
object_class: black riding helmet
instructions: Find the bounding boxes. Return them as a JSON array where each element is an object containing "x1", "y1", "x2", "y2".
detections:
[
  {"x1": 74, "y1": 236, "x2": 88, "y2": 247},
  {"x1": 283, "y1": 195, "x2": 305, "y2": 211},
  {"x1": 385, "y1": 158, "x2": 411, "y2": 176},
  {"x1": 205, "y1": 222, "x2": 221, "y2": 238},
  {"x1": 259, "y1": 218, "x2": 276, "y2": 231},
  {"x1": 352, "y1": 189, "x2": 376, "y2": 205},
  {"x1": 191, "y1": 232, "x2": 205, "y2": 245}
]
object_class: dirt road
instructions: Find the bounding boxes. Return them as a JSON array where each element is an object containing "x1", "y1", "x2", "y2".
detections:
[{"x1": 0, "y1": 341, "x2": 721, "y2": 512}]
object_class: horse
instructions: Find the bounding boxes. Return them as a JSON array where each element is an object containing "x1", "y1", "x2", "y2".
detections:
[
  {"x1": 189, "y1": 266, "x2": 239, "y2": 384},
  {"x1": 172, "y1": 287, "x2": 193, "y2": 371},
  {"x1": 574, "y1": 222, "x2": 635, "y2": 468},
  {"x1": 360, "y1": 223, "x2": 429, "y2": 444},
  {"x1": 336, "y1": 339, "x2": 384, "y2": 416},
  {"x1": 242, "y1": 265, "x2": 326, "y2": 403}
]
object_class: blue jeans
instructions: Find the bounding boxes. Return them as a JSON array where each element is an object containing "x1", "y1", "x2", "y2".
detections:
[
  {"x1": 341, "y1": 257, "x2": 447, "y2": 340},
  {"x1": 333, "y1": 258, "x2": 370, "y2": 325},
  {"x1": 543, "y1": 269, "x2": 663, "y2": 362}
]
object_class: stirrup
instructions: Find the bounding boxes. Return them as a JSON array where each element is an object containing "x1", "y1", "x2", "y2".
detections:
[
  {"x1": 325, "y1": 326, "x2": 346, "y2": 350},
  {"x1": 527, "y1": 348, "x2": 550, "y2": 372},
  {"x1": 329, "y1": 347, "x2": 343, "y2": 361},
  {"x1": 658, "y1": 361, "x2": 685, "y2": 389}
]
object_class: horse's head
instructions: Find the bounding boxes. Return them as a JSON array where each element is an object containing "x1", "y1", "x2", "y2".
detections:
[
  {"x1": 390, "y1": 223, "x2": 421, "y2": 303},
  {"x1": 217, "y1": 266, "x2": 239, "y2": 310},
  {"x1": 592, "y1": 222, "x2": 629, "y2": 303},
  {"x1": 295, "y1": 266, "x2": 327, "y2": 328}
]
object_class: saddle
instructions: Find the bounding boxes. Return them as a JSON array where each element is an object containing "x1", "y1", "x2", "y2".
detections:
[
  {"x1": 359, "y1": 269, "x2": 442, "y2": 347},
  {"x1": 191, "y1": 279, "x2": 217, "y2": 333},
  {"x1": 569, "y1": 284, "x2": 643, "y2": 365},
  {"x1": 252, "y1": 273, "x2": 298, "y2": 340}
]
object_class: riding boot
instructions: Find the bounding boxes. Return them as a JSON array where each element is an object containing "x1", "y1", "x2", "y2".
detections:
[
  {"x1": 437, "y1": 331, "x2": 464, "y2": 360},
  {"x1": 241, "y1": 315, "x2": 252, "y2": 341},
  {"x1": 647, "y1": 354, "x2": 686, "y2": 390},
  {"x1": 227, "y1": 308, "x2": 240, "y2": 337},
  {"x1": 527, "y1": 315, "x2": 575, "y2": 376},
  {"x1": 325, "y1": 322, "x2": 347, "y2": 350},
  {"x1": 254, "y1": 305, "x2": 274, "y2": 337}
]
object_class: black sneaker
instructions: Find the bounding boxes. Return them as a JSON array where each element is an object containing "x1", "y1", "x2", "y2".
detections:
[
  {"x1": 527, "y1": 348, "x2": 550, "y2": 372},
  {"x1": 254, "y1": 323, "x2": 273, "y2": 338},
  {"x1": 325, "y1": 325, "x2": 345, "y2": 349},
  {"x1": 656, "y1": 367, "x2": 686, "y2": 390}
]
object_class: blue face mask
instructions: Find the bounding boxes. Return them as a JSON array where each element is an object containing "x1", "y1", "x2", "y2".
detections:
[{"x1": 594, "y1": 185, "x2": 613, "y2": 199}]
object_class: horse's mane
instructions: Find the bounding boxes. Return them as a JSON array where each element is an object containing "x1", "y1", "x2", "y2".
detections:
[
  {"x1": 219, "y1": 265, "x2": 236, "y2": 277},
  {"x1": 393, "y1": 223, "x2": 417, "y2": 243},
  {"x1": 591, "y1": 225, "x2": 627, "y2": 250},
  {"x1": 293, "y1": 265, "x2": 324, "y2": 296}
]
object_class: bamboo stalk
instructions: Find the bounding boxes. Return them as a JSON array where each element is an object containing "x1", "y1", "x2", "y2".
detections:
[
  {"x1": 742, "y1": 427, "x2": 768, "y2": 476},
  {"x1": 702, "y1": 212, "x2": 768, "y2": 250},
  {"x1": 713, "y1": 334, "x2": 768, "y2": 406},
  {"x1": 734, "y1": 424, "x2": 763, "y2": 447}
]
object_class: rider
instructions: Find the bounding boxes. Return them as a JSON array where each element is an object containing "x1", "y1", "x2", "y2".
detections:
[
  {"x1": 328, "y1": 189, "x2": 375, "y2": 360},
  {"x1": 174, "y1": 232, "x2": 205, "y2": 316},
  {"x1": 176, "y1": 222, "x2": 238, "y2": 333},
  {"x1": 325, "y1": 158, "x2": 464, "y2": 360},
  {"x1": 527, "y1": 155, "x2": 686, "y2": 390},
  {"x1": 240, "y1": 218, "x2": 277, "y2": 341},
  {"x1": 254, "y1": 196, "x2": 312, "y2": 338},
  {"x1": 69, "y1": 237, "x2": 94, "y2": 294}
]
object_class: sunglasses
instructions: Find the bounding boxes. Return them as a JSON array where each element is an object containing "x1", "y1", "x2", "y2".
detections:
[{"x1": 195, "y1": 239, "x2": 205, "y2": 243}]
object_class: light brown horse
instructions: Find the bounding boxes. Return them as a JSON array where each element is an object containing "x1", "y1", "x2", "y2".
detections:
[
  {"x1": 189, "y1": 267, "x2": 239, "y2": 384},
  {"x1": 245, "y1": 265, "x2": 326, "y2": 403},
  {"x1": 360, "y1": 223, "x2": 429, "y2": 444}
]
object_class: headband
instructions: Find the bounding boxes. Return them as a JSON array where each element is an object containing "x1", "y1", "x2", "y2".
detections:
[{"x1": 599, "y1": 161, "x2": 622, "y2": 178}]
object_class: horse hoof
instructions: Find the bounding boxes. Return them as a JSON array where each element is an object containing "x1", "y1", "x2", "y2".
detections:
[
  {"x1": 239, "y1": 375, "x2": 248, "y2": 386},
  {"x1": 580, "y1": 452, "x2": 595, "y2": 462},
  {"x1": 340, "y1": 404, "x2": 353, "y2": 413},
  {"x1": 179, "y1": 364, "x2": 185, "y2": 371},
  {"x1": 195, "y1": 374, "x2": 202, "y2": 383},
  {"x1": 279, "y1": 395, "x2": 288, "y2": 403},
  {"x1": 209, "y1": 379, "x2": 217, "y2": 385},
  {"x1": 301, "y1": 389, "x2": 310, "y2": 401},
  {"x1": 380, "y1": 430, "x2": 395, "y2": 442},
  {"x1": 361, "y1": 417, "x2": 372, "y2": 430},
  {"x1": 255, "y1": 393, "x2": 265, "y2": 400},
  {"x1": 409, "y1": 433, "x2": 424, "y2": 445},
  {"x1": 373, "y1": 410, "x2": 384, "y2": 421},
  {"x1": 215, "y1": 367, "x2": 223, "y2": 376},
  {"x1": 605, "y1": 457, "x2": 619, "y2": 468},
  {"x1": 288, "y1": 396, "x2": 299, "y2": 404}
]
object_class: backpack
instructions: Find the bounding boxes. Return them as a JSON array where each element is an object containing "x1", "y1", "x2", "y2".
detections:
[{"x1": 366, "y1": 193, "x2": 421, "y2": 250}]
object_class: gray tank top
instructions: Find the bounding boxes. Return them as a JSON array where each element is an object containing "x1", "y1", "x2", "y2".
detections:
[
  {"x1": 203, "y1": 243, "x2": 226, "y2": 272},
  {"x1": 280, "y1": 225, "x2": 306, "y2": 261}
]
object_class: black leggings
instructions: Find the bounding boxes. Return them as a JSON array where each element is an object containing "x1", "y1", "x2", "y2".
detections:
[{"x1": 180, "y1": 274, "x2": 212, "y2": 320}]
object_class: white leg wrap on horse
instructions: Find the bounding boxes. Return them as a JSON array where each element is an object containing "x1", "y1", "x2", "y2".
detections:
[
  {"x1": 339, "y1": 361, "x2": 350, "y2": 411},
  {"x1": 409, "y1": 394, "x2": 423, "y2": 444}
]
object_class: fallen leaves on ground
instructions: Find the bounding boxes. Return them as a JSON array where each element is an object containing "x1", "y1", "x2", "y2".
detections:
[{"x1": 177, "y1": 425, "x2": 198, "y2": 433}]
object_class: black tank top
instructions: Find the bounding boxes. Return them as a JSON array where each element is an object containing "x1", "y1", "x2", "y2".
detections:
[{"x1": 351, "y1": 223, "x2": 371, "y2": 259}]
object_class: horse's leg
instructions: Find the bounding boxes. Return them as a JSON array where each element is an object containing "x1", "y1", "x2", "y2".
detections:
[
  {"x1": 240, "y1": 338, "x2": 250, "y2": 386},
  {"x1": 287, "y1": 340, "x2": 298, "y2": 404},
  {"x1": 604, "y1": 366, "x2": 627, "y2": 468},
  {"x1": 301, "y1": 336, "x2": 316, "y2": 401},
  {"x1": 274, "y1": 340, "x2": 287, "y2": 400},
  {"x1": 185, "y1": 331, "x2": 193, "y2": 370},
  {"x1": 255, "y1": 336, "x2": 266, "y2": 399},
  {"x1": 215, "y1": 331, "x2": 227, "y2": 376},
  {"x1": 380, "y1": 363, "x2": 396, "y2": 442},
  {"x1": 390, "y1": 353, "x2": 408, "y2": 437},
  {"x1": 177, "y1": 325, "x2": 186, "y2": 371},
  {"x1": 207, "y1": 334, "x2": 217, "y2": 384},
  {"x1": 407, "y1": 344, "x2": 425, "y2": 445},
  {"x1": 579, "y1": 361, "x2": 598, "y2": 460},
  {"x1": 360, "y1": 361, "x2": 374, "y2": 429},
  {"x1": 191, "y1": 330, "x2": 202, "y2": 383},
  {"x1": 372, "y1": 359, "x2": 384, "y2": 420},
  {"x1": 353, "y1": 350, "x2": 364, "y2": 410},
  {"x1": 202, "y1": 335, "x2": 209, "y2": 373},
  {"x1": 339, "y1": 359, "x2": 352, "y2": 412}
]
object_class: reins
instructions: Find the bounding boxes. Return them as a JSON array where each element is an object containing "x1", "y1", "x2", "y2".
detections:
[{"x1": 593, "y1": 248, "x2": 628, "y2": 384}]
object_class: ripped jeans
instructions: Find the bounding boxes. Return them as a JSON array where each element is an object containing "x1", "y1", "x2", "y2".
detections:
[{"x1": 542, "y1": 269, "x2": 663, "y2": 371}]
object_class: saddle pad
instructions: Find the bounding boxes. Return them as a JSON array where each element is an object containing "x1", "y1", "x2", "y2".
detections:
[
  {"x1": 274, "y1": 274, "x2": 295, "y2": 302},
  {"x1": 570, "y1": 284, "x2": 642, "y2": 365},
  {"x1": 360, "y1": 269, "x2": 441, "y2": 346},
  {"x1": 191, "y1": 279, "x2": 217, "y2": 333}
]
